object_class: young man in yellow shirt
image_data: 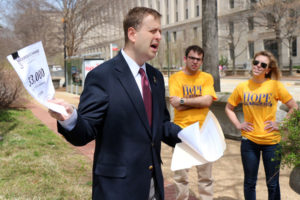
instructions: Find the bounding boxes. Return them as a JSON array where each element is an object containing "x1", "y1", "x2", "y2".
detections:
[{"x1": 169, "y1": 45, "x2": 217, "y2": 200}]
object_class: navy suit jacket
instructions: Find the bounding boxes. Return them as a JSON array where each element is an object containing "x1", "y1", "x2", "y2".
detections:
[{"x1": 58, "y1": 52, "x2": 181, "y2": 200}]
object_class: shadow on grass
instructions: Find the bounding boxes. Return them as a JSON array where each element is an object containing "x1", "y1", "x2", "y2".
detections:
[{"x1": 0, "y1": 109, "x2": 20, "y2": 141}]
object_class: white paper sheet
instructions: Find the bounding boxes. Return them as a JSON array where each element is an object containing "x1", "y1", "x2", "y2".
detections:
[
  {"x1": 171, "y1": 111, "x2": 226, "y2": 171},
  {"x1": 7, "y1": 41, "x2": 68, "y2": 116}
]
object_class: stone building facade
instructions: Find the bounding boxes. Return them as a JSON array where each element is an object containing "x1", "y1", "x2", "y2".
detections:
[{"x1": 78, "y1": 0, "x2": 300, "y2": 71}]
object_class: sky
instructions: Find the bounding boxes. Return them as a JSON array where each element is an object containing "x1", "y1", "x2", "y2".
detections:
[
  {"x1": 0, "y1": 0, "x2": 60, "y2": 28},
  {"x1": 0, "y1": 1, "x2": 10, "y2": 27}
]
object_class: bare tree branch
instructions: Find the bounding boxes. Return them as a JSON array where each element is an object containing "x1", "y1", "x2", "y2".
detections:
[
  {"x1": 250, "y1": 0, "x2": 300, "y2": 68},
  {"x1": 51, "y1": 0, "x2": 114, "y2": 57}
]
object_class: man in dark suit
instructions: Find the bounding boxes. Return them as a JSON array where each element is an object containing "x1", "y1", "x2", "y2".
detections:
[{"x1": 48, "y1": 7, "x2": 181, "y2": 200}]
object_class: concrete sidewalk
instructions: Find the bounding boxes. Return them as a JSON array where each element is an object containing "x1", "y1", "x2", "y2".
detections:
[{"x1": 28, "y1": 77, "x2": 300, "y2": 200}]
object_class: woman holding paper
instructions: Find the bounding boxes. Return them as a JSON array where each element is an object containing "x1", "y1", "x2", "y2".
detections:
[{"x1": 225, "y1": 50, "x2": 298, "y2": 200}]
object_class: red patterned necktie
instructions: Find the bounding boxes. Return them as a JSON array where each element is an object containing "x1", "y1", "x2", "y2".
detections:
[{"x1": 139, "y1": 68, "x2": 152, "y2": 127}]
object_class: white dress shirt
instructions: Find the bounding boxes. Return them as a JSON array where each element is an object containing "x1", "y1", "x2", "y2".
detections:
[{"x1": 59, "y1": 49, "x2": 147, "y2": 130}]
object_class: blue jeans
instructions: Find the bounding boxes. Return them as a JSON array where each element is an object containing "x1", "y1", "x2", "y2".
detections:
[{"x1": 241, "y1": 138, "x2": 281, "y2": 200}]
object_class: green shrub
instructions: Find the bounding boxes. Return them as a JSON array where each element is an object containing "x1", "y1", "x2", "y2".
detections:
[
  {"x1": 279, "y1": 109, "x2": 300, "y2": 168},
  {"x1": 292, "y1": 66, "x2": 300, "y2": 69},
  {"x1": 219, "y1": 55, "x2": 228, "y2": 67}
]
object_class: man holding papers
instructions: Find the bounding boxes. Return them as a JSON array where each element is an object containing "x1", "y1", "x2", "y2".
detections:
[
  {"x1": 169, "y1": 45, "x2": 217, "y2": 200},
  {"x1": 48, "y1": 7, "x2": 181, "y2": 200}
]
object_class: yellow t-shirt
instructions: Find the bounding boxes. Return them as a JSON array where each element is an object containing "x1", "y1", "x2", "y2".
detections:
[
  {"x1": 228, "y1": 79, "x2": 292, "y2": 145},
  {"x1": 169, "y1": 70, "x2": 217, "y2": 128}
]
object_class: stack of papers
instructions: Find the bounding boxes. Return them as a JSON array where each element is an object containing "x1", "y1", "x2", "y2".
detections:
[{"x1": 171, "y1": 111, "x2": 226, "y2": 171}]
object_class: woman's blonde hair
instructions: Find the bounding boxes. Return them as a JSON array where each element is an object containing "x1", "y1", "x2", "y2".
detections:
[{"x1": 253, "y1": 51, "x2": 281, "y2": 80}]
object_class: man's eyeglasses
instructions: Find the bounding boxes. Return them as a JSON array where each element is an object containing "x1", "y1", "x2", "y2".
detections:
[
  {"x1": 188, "y1": 56, "x2": 202, "y2": 62},
  {"x1": 252, "y1": 60, "x2": 268, "y2": 68}
]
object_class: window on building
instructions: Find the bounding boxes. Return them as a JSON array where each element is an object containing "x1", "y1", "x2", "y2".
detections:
[
  {"x1": 292, "y1": 37, "x2": 297, "y2": 57},
  {"x1": 229, "y1": 21, "x2": 234, "y2": 34},
  {"x1": 186, "y1": 9, "x2": 189, "y2": 19},
  {"x1": 165, "y1": 32, "x2": 170, "y2": 42},
  {"x1": 264, "y1": 39, "x2": 278, "y2": 60},
  {"x1": 183, "y1": 30, "x2": 186, "y2": 41},
  {"x1": 196, "y1": 0, "x2": 200, "y2": 17},
  {"x1": 166, "y1": 0, "x2": 169, "y2": 24},
  {"x1": 248, "y1": 17, "x2": 254, "y2": 31},
  {"x1": 196, "y1": 5, "x2": 200, "y2": 17},
  {"x1": 230, "y1": 0, "x2": 234, "y2": 9},
  {"x1": 229, "y1": 45, "x2": 234, "y2": 60},
  {"x1": 248, "y1": 41, "x2": 254, "y2": 58},
  {"x1": 185, "y1": 0, "x2": 188, "y2": 19},
  {"x1": 289, "y1": 8, "x2": 294, "y2": 18},
  {"x1": 175, "y1": 0, "x2": 178, "y2": 22},
  {"x1": 267, "y1": 14, "x2": 275, "y2": 29},
  {"x1": 193, "y1": 27, "x2": 198, "y2": 38},
  {"x1": 173, "y1": 31, "x2": 177, "y2": 42},
  {"x1": 250, "y1": 0, "x2": 258, "y2": 8}
]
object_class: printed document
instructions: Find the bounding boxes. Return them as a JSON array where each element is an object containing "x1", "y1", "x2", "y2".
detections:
[
  {"x1": 171, "y1": 111, "x2": 226, "y2": 171},
  {"x1": 7, "y1": 41, "x2": 68, "y2": 116}
]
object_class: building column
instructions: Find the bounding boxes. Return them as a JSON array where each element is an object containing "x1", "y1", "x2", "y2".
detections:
[
  {"x1": 169, "y1": 0, "x2": 175, "y2": 24},
  {"x1": 178, "y1": 0, "x2": 184, "y2": 21},
  {"x1": 190, "y1": 0, "x2": 196, "y2": 18},
  {"x1": 160, "y1": 0, "x2": 167, "y2": 26}
]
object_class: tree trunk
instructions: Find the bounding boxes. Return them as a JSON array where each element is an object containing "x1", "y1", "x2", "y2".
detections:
[
  {"x1": 229, "y1": 34, "x2": 235, "y2": 74},
  {"x1": 202, "y1": 0, "x2": 220, "y2": 92},
  {"x1": 275, "y1": 30, "x2": 282, "y2": 69}
]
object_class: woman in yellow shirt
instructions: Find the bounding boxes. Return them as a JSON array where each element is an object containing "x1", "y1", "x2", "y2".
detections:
[{"x1": 225, "y1": 51, "x2": 298, "y2": 200}]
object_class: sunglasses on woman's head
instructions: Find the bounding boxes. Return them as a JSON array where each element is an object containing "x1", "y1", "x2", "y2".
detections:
[{"x1": 252, "y1": 60, "x2": 268, "y2": 68}]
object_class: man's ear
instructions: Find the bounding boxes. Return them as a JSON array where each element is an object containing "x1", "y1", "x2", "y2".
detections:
[
  {"x1": 184, "y1": 56, "x2": 187, "y2": 63},
  {"x1": 127, "y1": 27, "x2": 136, "y2": 43}
]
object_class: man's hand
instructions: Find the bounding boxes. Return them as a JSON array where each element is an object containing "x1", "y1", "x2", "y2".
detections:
[
  {"x1": 169, "y1": 96, "x2": 181, "y2": 107},
  {"x1": 48, "y1": 99, "x2": 74, "y2": 121},
  {"x1": 169, "y1": 96, "x2": 190, "y2": 111}
]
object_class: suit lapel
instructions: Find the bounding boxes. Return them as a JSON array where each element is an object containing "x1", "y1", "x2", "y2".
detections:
[{"x1": 113, "y1": 53, "x2": 152, "y2": 137}]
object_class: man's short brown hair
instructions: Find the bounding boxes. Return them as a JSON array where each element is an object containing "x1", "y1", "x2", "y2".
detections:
[
  {"x1": 123, "y1": 7, "x2": 161, "y2": 44},
  {"x1": 185, "y1": 45, "x2": 204, "y2": 58}
]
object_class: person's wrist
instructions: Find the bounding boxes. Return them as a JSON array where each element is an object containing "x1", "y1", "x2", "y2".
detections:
[
  {"x1": 180, "y1": 98, "x2": 185, "y2": 105},
  {"x1": 276, "y1": 121, "x2": 281, "y2": 126},
  {"x1": 275, "y1": 121, "x2": 281, "y2": 130}
]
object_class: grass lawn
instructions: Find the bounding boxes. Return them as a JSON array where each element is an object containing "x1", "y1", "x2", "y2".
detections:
[{"x1": 0, "y1": 109, "x2": 92, "y2": 199}]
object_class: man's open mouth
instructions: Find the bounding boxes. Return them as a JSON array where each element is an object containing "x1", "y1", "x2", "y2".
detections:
[{"x1": 151, "y1": 44, "x2": 159, "y2": 50}]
